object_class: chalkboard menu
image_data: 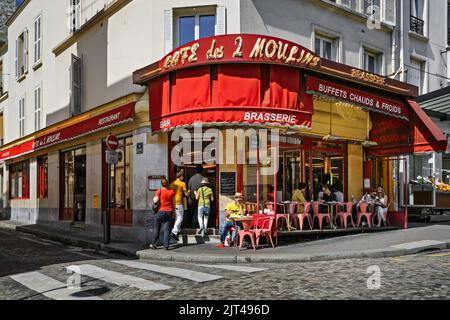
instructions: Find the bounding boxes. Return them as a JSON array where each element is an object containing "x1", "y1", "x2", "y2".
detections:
[{"x1": 220, "y1": 172, "x2": 236, "y2": 196}]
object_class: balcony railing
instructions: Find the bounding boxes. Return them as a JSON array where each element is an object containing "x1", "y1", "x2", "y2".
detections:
[{"x1": 410, "y1": 15, "x2": 424, "y2": 35}]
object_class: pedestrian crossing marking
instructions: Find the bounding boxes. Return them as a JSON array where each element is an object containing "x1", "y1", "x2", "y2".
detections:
[
  {"x1": 111, "y1": 260, "x2": 223, "y2": 283},
  {"x1": 67, "y1": 264, "x2": 170, "y2": 291},
  {"x1": 10, "y1": 271, "x2": 102, "y2": 300},
  {"x1": 196, "y1": 264, "x2": 267, "y2": 273}
]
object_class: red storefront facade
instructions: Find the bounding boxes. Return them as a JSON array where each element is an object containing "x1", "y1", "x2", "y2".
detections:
[{"x1": 134, "y1": 34, "x2": 447, "y2": 231}]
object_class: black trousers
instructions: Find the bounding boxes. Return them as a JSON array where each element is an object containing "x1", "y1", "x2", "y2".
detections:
[
  {"x1": 189, "y1": 199, "x2": 199, "y2": 228},
  {"x1": 152, "y1": 211, "x2": 173, "y2": 248}
]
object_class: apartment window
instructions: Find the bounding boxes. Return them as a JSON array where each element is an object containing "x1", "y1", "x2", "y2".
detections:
[
  {"x1": 315, "y1": 34, "x2": 338, "y2": 61},
  {"x1": 410, "y1": 0, "x2": 425, "y2": 35},
  {"x1": 71, "y1": 54, "x2": 82, "y2": 116},
  {"x1": 69, "y1": 0, "x2": 81, "y2": 33},
  {"x1": 363, "y1": 49, "x2": 382, "y2": 74},
  {"x1": 15, "y1": 29, "x2": 28, "y2": 79},
  {"x1": 34, "y1": 86, "x2": 41, "y2": 131},
  {"x1": 364, "y1": 0, "x2": 381, "y2": 19},
  {"x1": 9, "y1": 160, "x2": 30, "y2": 199},
  {"x1": 408, "y1": 58, "x2": 425, "y2": 94},
  {"x1": 34, "y1": 15, "x2": 42, "y2": 65},
  {"x1": 19, "y1": 96, "x2": 25, "y2": 137},
  {"x1": 38, "y1": 155, "x2": 48, "y2": 199},
  {"x1": 178, "y1": 13, "x2": 216, "y2": 46}
]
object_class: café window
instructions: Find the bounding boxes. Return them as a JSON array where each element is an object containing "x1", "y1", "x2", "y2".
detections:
[
  {"x1": 10, "y1": 160, "x2": 30, "y2": 199},
  {"x1": 38, "y1": 155, "x2": 48, "y2": 199},
  {"x1": 110, "y1": 137, "x2": 133, "y2": 211}
]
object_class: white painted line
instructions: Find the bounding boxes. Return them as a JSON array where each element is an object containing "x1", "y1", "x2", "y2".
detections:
[
  {"x1": 196, "y1": 264, "x2": 267, "y2": 273},
  {"x1": 390, "y1": 240, "x2": 447, "y2": 253},
  {"x1": 111, "y1": 260, "x2": 223, "y2": 283},
  {"x1": 67, "y1": 264, "x2": 170, "y2": 291},
  {"x1": 10, "y1": 272, "x2": 102, "y2": 300}
]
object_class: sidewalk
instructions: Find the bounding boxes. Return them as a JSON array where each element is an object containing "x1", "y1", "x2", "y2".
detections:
[{"x1": 1, "y1": 220, "x2": 449, "y2": 263}]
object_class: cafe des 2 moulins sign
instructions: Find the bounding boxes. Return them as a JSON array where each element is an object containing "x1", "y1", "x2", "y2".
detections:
[{"x1": 161, "y1": 34, "x2": 321, "y2": 72}]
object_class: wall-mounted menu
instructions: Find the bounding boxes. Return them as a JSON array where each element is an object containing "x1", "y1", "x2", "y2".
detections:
[{"x1": 220, "y1": 172, "x2": 236, "y2": 196}]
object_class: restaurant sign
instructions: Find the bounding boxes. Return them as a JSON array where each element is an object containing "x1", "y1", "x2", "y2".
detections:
[
  {"x1": 306, "y1": 76, "x2": 409, "y2": 121},
  {"x1": 0, "y1": 103, "x2": 135, "y2": 161},
  {"x1": 160, "y1": 34, "x2": 321, "y2": 73}
]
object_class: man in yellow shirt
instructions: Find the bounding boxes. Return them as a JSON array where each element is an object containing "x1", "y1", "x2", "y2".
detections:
[
  {"x1": 218, "y1": 193, "x2": 247, "y2": 247},
  {"x1": 170, "y1": 171, "x2": 189, "y2": 241}
]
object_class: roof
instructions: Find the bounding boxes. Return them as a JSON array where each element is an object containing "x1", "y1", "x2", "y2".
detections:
[{"x1": 417, "y1": 86, "x2": 450, "y2": 117}]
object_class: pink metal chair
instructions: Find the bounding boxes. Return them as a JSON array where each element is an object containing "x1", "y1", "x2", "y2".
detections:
[
  {"x1": 237, "y1": 228, "x2": 256, "y2": 251},
  {"x1": 267, "y1": 202, "x2": 290, "y2": 231},
  {"x1": 357, "y1": 202, "x2": 373, "y2": 228},
  {"x1": 335, "y1": 202, "x2": 355, "y2": 229},
  {"x1": 293, "y1": 202, "x2": 313, "y2": 231},
  {"x1": 246, "y1": 203, "x2": 258, "y2": 215},
  {"x1": 312, "y1": 202, "x2": 332, "y2": 230},
  {"x1": 253, "y1": 217, "x2": 275, "y2": 249}
]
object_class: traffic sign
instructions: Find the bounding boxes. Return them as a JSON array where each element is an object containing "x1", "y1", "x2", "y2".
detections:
[
  {"x1": 106, "y1": 134, "x2": 119, "y2": 151},
  {"x1": 106, "y1": 150, "x2": 119, "y2": 165}
]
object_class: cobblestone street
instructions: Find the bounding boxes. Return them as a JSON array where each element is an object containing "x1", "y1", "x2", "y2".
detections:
[{"x1": 0, "y1": 229, "x2": 448, "y2": 300}]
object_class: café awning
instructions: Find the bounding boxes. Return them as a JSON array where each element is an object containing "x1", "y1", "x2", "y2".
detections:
[{"x1": 0, "y1": 102, "x2": 135, "y2": 162}]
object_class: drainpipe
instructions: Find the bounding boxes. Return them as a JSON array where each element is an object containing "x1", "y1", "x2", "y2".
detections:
[{"x1": 399, "y1": 0, "x2": 406, "y2": 82}]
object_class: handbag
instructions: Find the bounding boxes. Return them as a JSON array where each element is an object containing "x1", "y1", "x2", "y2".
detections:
[{"x1": 152, "y1": 189, "x2": 161, "y2": 214}]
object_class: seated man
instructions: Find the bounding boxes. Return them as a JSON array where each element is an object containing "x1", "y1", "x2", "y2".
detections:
[{"x1": 218, "y1": 193, "x2": 247, "y2": 248}]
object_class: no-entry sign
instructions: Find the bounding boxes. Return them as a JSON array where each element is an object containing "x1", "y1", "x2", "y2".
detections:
[{"x1": 106, "y1": 134, "x2": 119, "y2": 151}]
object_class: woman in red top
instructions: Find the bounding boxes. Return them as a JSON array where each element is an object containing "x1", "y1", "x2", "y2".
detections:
[{"x1": 150, "y1": 178, "x2": 175, "y2": 250}]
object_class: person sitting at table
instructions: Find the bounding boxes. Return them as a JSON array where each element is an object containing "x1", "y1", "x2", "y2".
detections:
[
  {"x1": 218, "y1": 193, "x2": 247, "y2": 249},
  {"x1": 292, "y1": 182, "x2": 307, "y2": 213},
  {"x1": 318, "y1": 184, "x2": 336, "y2": 213},
  {"x1": 332, "y1": 181, "x2": 344, "y2": 203}
]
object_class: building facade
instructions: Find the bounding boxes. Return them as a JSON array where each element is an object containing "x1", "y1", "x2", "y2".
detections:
[{"x1": 0, "y1": 0, "x2": 447, "y2": 242}]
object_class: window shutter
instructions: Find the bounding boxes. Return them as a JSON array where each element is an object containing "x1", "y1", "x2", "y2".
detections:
[
  {"x1": 15, "y1": 39, "x2": 18, "y2": 79},
  {"x1": 75, "y1": 0, "x2": 81, "y2": 30},
  {"x1": 164, "y1": 9, "x2": 173, "y2": 54},
  {"x1": 23, "y1": 29, "x2": 28, "y2": 73},
  {"x1": 71, "y1": 54, "x2": 82, "y2": 116},
  {"x1": 216, "y1": 6, "x2": 226, "y2": 35},
  {"x1": 382, "y1": 0, "x2": 396, "y2": 26}
]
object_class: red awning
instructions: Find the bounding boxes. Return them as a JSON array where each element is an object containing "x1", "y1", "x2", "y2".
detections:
[
  {"x1": 0, "y1": 102, "x2": 135, "y2": 162},
  {"x1": 408, "y1": 100, "x2": 448, "y2": 153}
]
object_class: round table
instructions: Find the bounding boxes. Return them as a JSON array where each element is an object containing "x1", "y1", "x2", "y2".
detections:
[{"x1": 230, "y1": 216, "x2": 254, "y2": 231}]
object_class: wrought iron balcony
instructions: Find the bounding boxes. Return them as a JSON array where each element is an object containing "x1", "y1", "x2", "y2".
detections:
[{"x1": 410, "y1": 15, "x2": 424, "y2": 35}]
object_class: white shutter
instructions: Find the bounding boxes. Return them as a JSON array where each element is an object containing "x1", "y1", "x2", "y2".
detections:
[
  {"x1": 75, "y1": 0, "x2": 81, "y2": 30},
  {"x1": 216, "y1": 6, "x2": 226, "y2": 35},
  {"x1": 15, "y1": 38, "x2": 18, "y2": 79},
  {"x1": 164, "y1": 9, "x2": 173, "y2": 54},
  {"x1": 23, "y1": 29, "x2": 28, "y2": 73},
  {"x1": 382, "y1": 0, "x2": 396, "y2": 26}
]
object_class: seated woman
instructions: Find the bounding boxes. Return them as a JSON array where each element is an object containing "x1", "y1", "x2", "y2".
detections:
[
  {"x1": 292, "y1": 182, "x2": 307, "y2": 213},
  {"x1": 218, "y1": 193, "x2": 247, "y2": 248},
  {"x1": 374, "y1": 187, "x2": 388, "y2": 227}
]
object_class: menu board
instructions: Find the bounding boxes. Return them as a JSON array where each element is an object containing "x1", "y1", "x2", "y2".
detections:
[{"x1": 220, "y1": 172, "x2": 236, "y2": 196}]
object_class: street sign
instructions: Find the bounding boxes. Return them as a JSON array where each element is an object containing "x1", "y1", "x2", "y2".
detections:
[
  {"x1": 106, "y1": 150, "x2": 119, "y2": 165},
  {"x1": 106, "y1": 134, "x2": 119, "y2": 151}
]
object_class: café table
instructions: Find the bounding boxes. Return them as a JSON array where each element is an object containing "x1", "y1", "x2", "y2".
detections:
[
  {"x1": 325, "y1": 201, "x2": 341, "y2": 227},
  {"x1": 229, "y1": 216, "x2": 254, "y2": 231}
]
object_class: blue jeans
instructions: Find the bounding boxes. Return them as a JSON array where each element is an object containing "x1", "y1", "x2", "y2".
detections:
[
  {"x1": 152, "y1": 211, "x2": 173, "y2": 248},
  {"x1": 220, "y1": 221, "x2": 241, "y2": 243}
]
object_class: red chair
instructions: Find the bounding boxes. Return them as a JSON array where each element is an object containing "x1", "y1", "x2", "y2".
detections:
[
  {"x1": 335, "y1": 202, "x2": 355, "y2": 229},
  {"x1": 253, "y1": 217, "x2": 275, "y2": 249},
  {"x1": 267, "y1": 202, "x2": 290, "y2": 231},
  {"x1": 357, "y1": 202, "x2": 373, "y2": 228},
  {"x1": 237, "y1": 228, "x2": 256, "y2": 251},
  {"x1": 293, "y1": 202, "x2": 313, "y2": 230},
  {"x1": 372, "y1": 203, "x2": 391, "y2": 227},
  {"x1": 246, "y1": 203, "x2": 258, "y2": 215},
  {"x1": 312, "y1": 202, "x2": 332, "y2": 230}
]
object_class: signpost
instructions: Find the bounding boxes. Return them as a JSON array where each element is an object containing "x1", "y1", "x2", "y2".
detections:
[{"x1": 103, "y1": 134, "x2": 118, "y2": 244}]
